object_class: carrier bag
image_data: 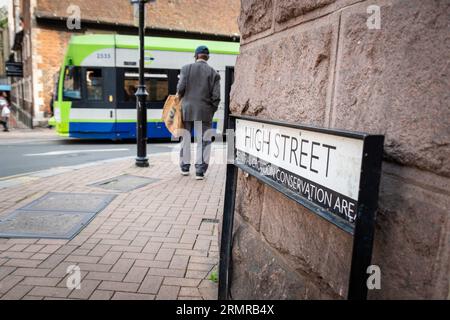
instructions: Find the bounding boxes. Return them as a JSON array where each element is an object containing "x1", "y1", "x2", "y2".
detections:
[{"x1": 162, "y1": 95, "x2": 184, "y2": 137}]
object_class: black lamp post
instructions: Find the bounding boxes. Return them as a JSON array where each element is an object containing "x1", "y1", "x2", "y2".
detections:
[{"x1": 131, "y1": 0, "x2": 154, "y2": 167}]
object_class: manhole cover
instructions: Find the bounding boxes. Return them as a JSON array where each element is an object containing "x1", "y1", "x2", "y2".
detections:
[
  {"x1": 91, "y1": 175, "x2": 160, "y2": 192},
  {"x1": 0, "y1": 192, "x2": 116, "y2": 239},
  {"x1": 22, "y1": 192, "x2": 116, "y2": 213}
]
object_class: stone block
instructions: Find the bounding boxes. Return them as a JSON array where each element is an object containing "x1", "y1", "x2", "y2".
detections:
[
  {"x1": 231, "y1": 21, "x2": 335, "y2": 127},
  {"x1": 230, "y1": 215, "x2": 341, "y2": 299},
  {"x1": 276, "y1": 0, "x2": 336, "y2": 23},
  {"x1": 239, "y1": 0, "x2": 274, "y2": 39},
  {"x1": 370, "y1": 164, "x2": 450, "y2": 299},
  {"x1": 332, "y1": 0, "x2": 450, "y2": 176},
  {"x1": 259, "y1": 186, "x2": 352, "y2": 297},
  {"x1": 235, "y1": 172, "x2": 265, "y2": 231}
]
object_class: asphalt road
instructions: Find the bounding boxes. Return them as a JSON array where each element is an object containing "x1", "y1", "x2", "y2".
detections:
[{"x1": 0, "y1": 137, "x2": 177, "y2": 178}]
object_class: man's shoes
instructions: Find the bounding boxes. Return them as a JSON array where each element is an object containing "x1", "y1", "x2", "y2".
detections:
[
  {"x1": 181, "y1": 168, "x2": 190, "y2": 176},
  {"x1": 3, "y1": 129, "x2": 8, "y2": 132},
  {"x1": 195, "y1": 172, "x2": 204, "y2": 180}
]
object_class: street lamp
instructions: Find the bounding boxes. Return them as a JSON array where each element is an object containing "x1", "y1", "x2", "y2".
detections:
[{"x1": 131, "y1": 0, "x2": 155, "y2": 167}]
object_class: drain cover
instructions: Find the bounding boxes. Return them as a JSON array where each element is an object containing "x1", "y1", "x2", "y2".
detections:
[
  {"x1": 201, "y1": 218, "x2": 220, "y2": 224},
  {"x1": 0, "y1": 192, "x2": 116, "y2": 239},
  {"x1": 22, "y1": 192, "x2": 116, "y2": 213},
  {"x1": 91, "y1": 175, "x2": 160, "y2": 192}
]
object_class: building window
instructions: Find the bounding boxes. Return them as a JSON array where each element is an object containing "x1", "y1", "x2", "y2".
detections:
[
  {"x1": 86, "y1": 68, "x2": 103, "y2": 101},
  {"x1": 24, "y1": 77, "x2": 32, "y2": 102},
  {"x1": 63, "y1": 66, "x2": 81, "y2": 100},
  {"x1": 23, "y1": 33, "x2": 31, "y2": 59},
  {"x1": 123, "y1": 71, "x2": 168, "y2": 103}
]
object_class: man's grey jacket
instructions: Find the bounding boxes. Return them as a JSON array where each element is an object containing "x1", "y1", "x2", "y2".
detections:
[{"x1": 177, "y1": 60, "x2": 221, "y2": 121}]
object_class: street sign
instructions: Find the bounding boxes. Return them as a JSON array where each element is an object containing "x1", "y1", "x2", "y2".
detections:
[
  {"x1": 5, "y1": 62, "x2": 23, "y2": 77},
  {"x1": 219, "y1": 115, "x2": 384, "y2": 300}
]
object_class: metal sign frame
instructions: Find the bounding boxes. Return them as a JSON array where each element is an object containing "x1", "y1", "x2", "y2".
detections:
[{"x1": 219, "y1": 114, "x2": 384, "y2": 300}]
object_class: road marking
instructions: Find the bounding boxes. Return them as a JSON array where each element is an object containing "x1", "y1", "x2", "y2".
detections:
[{"x1": 24, "y1": 149, "x2": 130, "y2": 156}]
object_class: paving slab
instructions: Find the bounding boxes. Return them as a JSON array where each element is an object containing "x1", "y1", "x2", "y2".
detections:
[{"x1": 0, "y1": 148, "x2": 226, "y2": 300}]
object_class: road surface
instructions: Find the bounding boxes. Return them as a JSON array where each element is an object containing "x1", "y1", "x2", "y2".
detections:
[{"x1": 0, "y1": 131, "x2": 177, "y2": 178}]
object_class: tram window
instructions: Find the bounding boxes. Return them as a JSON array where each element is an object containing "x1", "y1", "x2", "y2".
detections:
[
  {"x1": 63, "y1": 66, "x2": 81, "y2": 100},
  {"x1": 86, "y1": 69, "x2": 103, "y2": 101},
  {"x1": 148, "y1": 74, "x2": 169, "y2": 102},
  {"x1": 123, "y1": 72, "x2": 168, "y2": 103}
]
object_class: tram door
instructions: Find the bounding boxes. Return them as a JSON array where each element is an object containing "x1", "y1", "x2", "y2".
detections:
[{"x1": 81, "y1": 67, "x2": 117, "y2": 135}]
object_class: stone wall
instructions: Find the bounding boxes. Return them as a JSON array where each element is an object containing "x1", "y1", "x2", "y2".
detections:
[{"x1": 230, "y1": 0, "x2": 450, "y2": 299}]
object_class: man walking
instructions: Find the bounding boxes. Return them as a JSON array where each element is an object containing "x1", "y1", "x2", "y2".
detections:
[{"x1": 177, "y1": 45, "x2": 221, "y2": 180}]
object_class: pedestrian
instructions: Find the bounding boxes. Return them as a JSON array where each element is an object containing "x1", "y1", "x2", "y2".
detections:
[
  {"x1": 177, "y1": 45, "x2": 221, "y2": 180},
  {"x1": 0, "y1": 91, "x2": 7, "y2": 108},
  {"x1": 0, "y1": 92, "x2": 10, "y2": 132}
]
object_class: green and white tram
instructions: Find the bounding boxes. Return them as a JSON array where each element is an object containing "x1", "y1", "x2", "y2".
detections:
[{"x1": 51, "y1": 34, "x2": 239, "y2": 139}]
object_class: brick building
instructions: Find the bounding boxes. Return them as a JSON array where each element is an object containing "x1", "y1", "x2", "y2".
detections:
[
  {"x1": 8, "y1": 0, "x2": 240, "y2": 127},
  {"x1": 0, "y1": 5, "x2": 9, "y2": 78}
]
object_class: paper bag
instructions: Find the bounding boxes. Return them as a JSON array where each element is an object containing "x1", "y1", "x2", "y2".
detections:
[{"x1": 162, "y1": 95, "x2": 184, "y2": 137}]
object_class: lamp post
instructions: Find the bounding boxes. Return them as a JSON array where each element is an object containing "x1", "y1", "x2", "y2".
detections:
[{"x1": 131, "y1": 0, "x2": 154, "y2": 167}]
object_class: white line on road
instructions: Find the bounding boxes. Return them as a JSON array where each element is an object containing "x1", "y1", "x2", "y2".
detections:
[{"x1": 24, "y1": 149, "x2": 130, "y2": 156}]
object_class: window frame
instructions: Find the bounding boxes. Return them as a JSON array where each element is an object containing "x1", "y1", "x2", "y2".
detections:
[
  {"x1": 62, "y1": 66, "x2": 82, "y2": 101},
  {"x1": 116, "y1": 67, "x2": 179, "y2": 109},
  {"x1": 85, "y1": 68, "x2": 105, "y2": 102}
]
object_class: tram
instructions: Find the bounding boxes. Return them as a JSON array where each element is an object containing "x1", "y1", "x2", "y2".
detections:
[{"x1": 51, "y1": 34, "x2": 239, "y2": 139}]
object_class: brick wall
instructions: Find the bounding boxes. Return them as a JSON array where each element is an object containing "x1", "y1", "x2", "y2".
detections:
[
  {"x1": 230, "y1": 0, "x2": 450, "y2": 299},
  {"x1": 32, "y1": 27, "x2": 71, "y2": 117}
]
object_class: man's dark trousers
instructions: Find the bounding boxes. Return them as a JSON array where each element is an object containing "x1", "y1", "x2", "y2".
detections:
[
  {"x1": 0, "y1": 117, "x2": 8, "y2": 131},
  {"x1": 180, "y1": 121, "x2": 212, "y2": 174}
]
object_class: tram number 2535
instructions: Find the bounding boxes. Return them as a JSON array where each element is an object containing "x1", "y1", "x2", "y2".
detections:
[{"x1": 97, "y1": 53, "x2": 112, "y2": 59}]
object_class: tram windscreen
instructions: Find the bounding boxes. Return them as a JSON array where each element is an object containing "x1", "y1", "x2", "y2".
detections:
[{"x1": 63, "y1": 67, "x2": 81, "y2": 100}]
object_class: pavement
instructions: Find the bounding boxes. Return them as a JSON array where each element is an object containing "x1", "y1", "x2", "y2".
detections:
[
  {"x1": 0, "y1": 130, "x2": 227, "y2": 300},
  {"x1": 0, "y1": 127, "x2": 57, "y2": 144},
  {"x1": 3, "y1": 109, "x2": 29, "y2": 132}
]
